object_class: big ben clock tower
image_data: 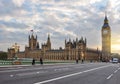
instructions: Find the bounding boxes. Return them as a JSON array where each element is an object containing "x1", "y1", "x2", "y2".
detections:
[{"x1": 101, "y1": 15, "x2": 111, "y2": 62}]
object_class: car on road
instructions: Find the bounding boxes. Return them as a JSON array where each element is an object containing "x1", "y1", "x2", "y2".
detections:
[{"x1": 112, "y1": 58, "x2": 119, "y2": 63}]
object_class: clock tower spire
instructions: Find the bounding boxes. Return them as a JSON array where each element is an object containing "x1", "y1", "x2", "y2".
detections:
[{"x1": 101, "y1": 14, "x2": 111, "y2": 62}]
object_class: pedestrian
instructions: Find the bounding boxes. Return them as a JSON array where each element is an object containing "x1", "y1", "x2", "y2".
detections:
[
  {"x1": 40, "y1": 57, "x2": 43, "y2": 65},
  {"x1": 90, "y1": 60, "x2": 92, "y2": 63},
  {"x1": 81, "y1": 59, "x2": 84, "y2": 64},
  {"x1": 76, "y1": 59, "x2": 78, "y2": 64},
  {"x1": 32, "y1": 58, "x2": 35, "y2": 65}
]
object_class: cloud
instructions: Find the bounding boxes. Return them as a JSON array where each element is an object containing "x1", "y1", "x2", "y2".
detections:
[
  {"x1": 0, "y1": 0, "x2": 120, "y2": 54},
  {"x1": 12, "y1": 0, "x2": 25, "y2": 7},
  {"x1": 0, "y1": 20, "x2": 28, "y2": 28}
]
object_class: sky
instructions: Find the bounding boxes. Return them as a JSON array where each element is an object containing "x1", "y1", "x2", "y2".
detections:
[{"x1": 0, "y1": 0, "x2": 120, "y2": 54}]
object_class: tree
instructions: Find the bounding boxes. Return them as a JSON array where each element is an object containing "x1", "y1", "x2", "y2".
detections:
[{"x1": 0, "y1": 52, "x2": 7, "y2": 60}]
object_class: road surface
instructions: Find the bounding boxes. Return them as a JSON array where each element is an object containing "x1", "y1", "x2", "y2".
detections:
[{"x1": 0, "y1": 63, "x2": 120, "y2": 84}]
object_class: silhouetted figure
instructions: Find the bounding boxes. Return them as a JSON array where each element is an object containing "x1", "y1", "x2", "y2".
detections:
[
  {"x1": 81, "y1": 59, "x2": 84, "y2": 64},
  {"x1": 40, "y1": 57, "x2": 43, "y2": 65},
  {"x1": 76, "y1": 59, "x2": 78, "y2": 64},
  {"x1": 32, "y1": 58, "x2": 35, "y2": 65},
  {"x1": 90, "y1": 60, "x2": 92, "y2": 63}
]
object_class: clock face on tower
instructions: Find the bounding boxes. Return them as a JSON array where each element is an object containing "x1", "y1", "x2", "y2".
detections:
[
  {"x1": 101, "y1": 15, "x2": 111, "y2": 61},
  {"x1": 103, "y1": 30, "x2": 108, "y2": 34}
]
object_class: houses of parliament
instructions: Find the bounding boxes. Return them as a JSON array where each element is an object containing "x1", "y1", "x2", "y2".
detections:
[{"x1": 8, "y1": 15, "x2": 111, "y2": 61}]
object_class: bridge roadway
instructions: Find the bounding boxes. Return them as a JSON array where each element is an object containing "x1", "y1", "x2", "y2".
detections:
[{"x1": 0, "y1": 63, "x2": 120, "y2": 84}]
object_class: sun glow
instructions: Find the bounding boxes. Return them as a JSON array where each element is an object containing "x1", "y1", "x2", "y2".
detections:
[{"x1": 111, "y1": 38, "x2": 120, "y2": 54}]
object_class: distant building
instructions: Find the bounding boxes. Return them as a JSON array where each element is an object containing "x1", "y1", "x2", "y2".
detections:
[
  {"x1": 8, "y1": 33, "x2": 101, "y2": 61},
  {"x1": 101, "y1": 14, "x2": 111, "y2": 61},
  {"x1": 8, "y1": 43, "x2": 20, "y2": 59}
]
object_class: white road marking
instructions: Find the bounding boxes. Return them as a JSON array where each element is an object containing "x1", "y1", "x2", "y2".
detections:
[
  {"x1": 54, "y1": 68, "x2": 69, "y2": 71},
  {"x1": 34, "y1": 65, "x2": 112, "y2": 84},
  {"x1": 107, "y1": 74, "x2": 113, "y2": 79},
  {"x1": 37, "y1": 72, "x2": 40, "y2": 74},
  {"x1": 54, "y1": 69, "x2": 61, "y2": 71},
  {"x1": 114, "y1": 70, "x2": 118, "y2": 73},
  {"x1": 10, "y1": 75, "x2": 14, "y2": 77},
  {"x1": 118, "y1": 68, "x2": 120, "y2": 70},
  {"x1": 17, "y1": 71, "x2": 47, "y2": 76},
  {"x1": 107, "y1": 67, "x2": 120, "y2": 79}
]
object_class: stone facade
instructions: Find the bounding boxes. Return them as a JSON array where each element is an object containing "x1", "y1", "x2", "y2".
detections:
[
  {"x1": 101, "y1": 15, "x2": 111, "y2": 61},
  {"x1": 8, "y1": 34, "x2": 101, "y2": 61}
]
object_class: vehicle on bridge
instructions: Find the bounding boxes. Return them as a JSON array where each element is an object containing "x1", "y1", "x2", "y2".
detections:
[{"x1": 112, "y1": 58, "x2": 119, "y2": 63}]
